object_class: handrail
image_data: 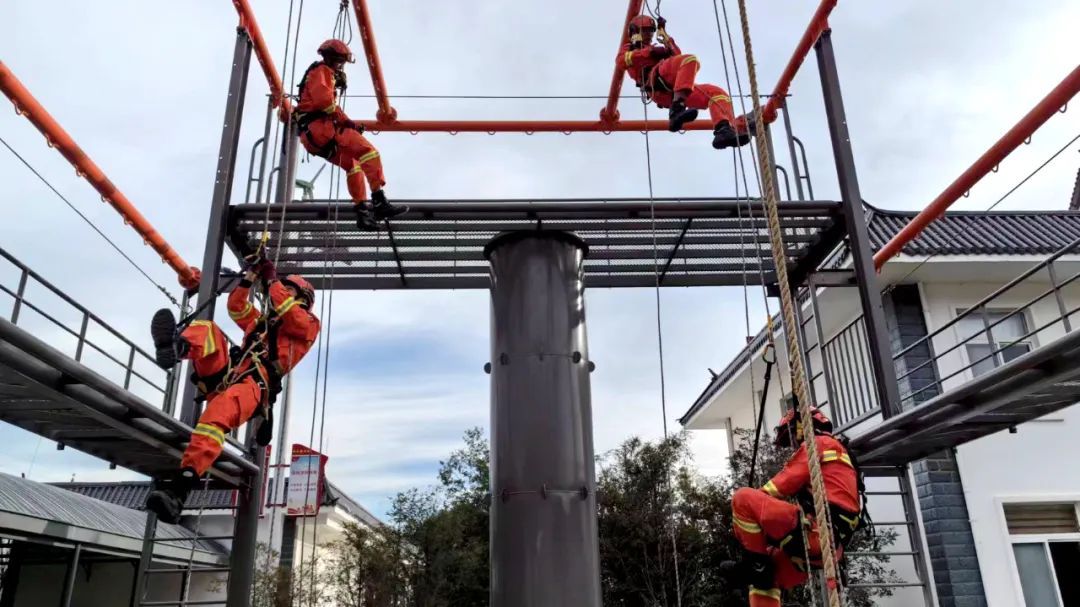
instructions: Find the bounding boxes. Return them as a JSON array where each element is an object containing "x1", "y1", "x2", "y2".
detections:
[{"x1": 0, "y1": 247, "x2": 168, "y2": 397}]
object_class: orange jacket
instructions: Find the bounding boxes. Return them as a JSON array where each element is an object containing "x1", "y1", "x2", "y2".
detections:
[
  {"x1": 619, "y1": 37, "x2": 683, "y2": 87},
  {"x1": 297, "y1": 62, "x2": 349, "y2": 125},
  {"x1": 227, "y1": 280, "x2": 321, "y2": 375},
  {"x1": 761, "y1": 434, "x2": 860, "y2": 514}
]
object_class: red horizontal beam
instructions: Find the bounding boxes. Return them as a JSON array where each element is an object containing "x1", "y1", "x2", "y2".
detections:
[
  {"x1": 760, "y1": 0, "x2": 837, "y2": 124},
  {"x1": 601, "y1": 0, "x2": 646, "y2": 124},
  {"x1": 874, "y1": 63, "x2": 1080, "y2": 269},
  {"x1": 232, "y1": 0, "x2": 293, "y2": 120},
  {"x1": 362, "y1": 118, "x2": 714, "y2": 134},
  {"x1": 0, "y1": 61, "x2": 199, "y2": 287},
  {"x1": 352, "y1": 0, "x2": 396, "y2": 122}
]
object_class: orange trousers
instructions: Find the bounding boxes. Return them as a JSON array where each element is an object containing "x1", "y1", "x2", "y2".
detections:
[
  {"x1": 651, "y1": 54, "x2": 743, "y2": 130},
  {"x1": 177, "y1": 322, "x2": 265, "y2": 476},
  {"x1": 732, "y1": 487, "x2": 844, "y2": 606},
  {"x1": 301, "y1": 119, "x2": 386, "y2": 204}
]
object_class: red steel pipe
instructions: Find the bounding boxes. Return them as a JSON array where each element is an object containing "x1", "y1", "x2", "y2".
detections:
[
  {"x1": 352, "y1": 0, "x2": 396, "y2": 123},
  {"x1": 232, "y1": 0, "x2": 293, "y2": 119},
  {"x1": 360, "y1": 118, "x2": 715, "y2": 133},
  {"x1": 601, "y1": 0, "x2": 646, "y2": 125},
  {"x1": 874, "y1": 64, "x2": 1080, "y2": 269},
  {"x1": 0, "y1": 62, "x2": 200, "y2": 287},
  {"x1": 759, "y1": 0, "x2": 837, "y2": 124}
]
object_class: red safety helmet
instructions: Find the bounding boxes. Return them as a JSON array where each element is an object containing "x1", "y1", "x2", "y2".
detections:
[
  {"x1": 774, "y1": 401, "x2": 833, "y2": 448},
  {"x1": 628, "y1": 15, "x2": 657, "y2": 34},
  {"x1": 281, "y1": 275, "x2": 316, "y2": 308},
  {"x1": 317, "y1": 39, "x2": 354, "y2": 63}
]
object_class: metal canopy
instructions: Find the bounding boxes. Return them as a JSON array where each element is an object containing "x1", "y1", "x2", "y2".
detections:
[
  {"x1": 850, "y1": 328, "x2": 1080, "y2": 467},
  {"x1": 227, "y1": 198, "x2": 846, "y2": 290},
  {"x1": 0, "y1": 318, "x2": 258, "y2": 486}
]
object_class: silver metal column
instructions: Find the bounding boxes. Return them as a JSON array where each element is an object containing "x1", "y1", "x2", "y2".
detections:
[{"x1": 485, "y1": 231, "x2": 602, "y2": 607}]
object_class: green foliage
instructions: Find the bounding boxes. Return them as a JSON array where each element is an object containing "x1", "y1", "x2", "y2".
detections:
[
  {"x1": 368, "y1": 426, "x2": 902, "y2": 606},
  {"x1": 326, "y1": 523, "x2": 412, "y2": 606}
]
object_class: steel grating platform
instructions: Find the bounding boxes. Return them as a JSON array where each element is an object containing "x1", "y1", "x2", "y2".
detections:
[
  {"x1": 227, "y1": 198, "x2": 847, "y2": 290},
  {"x1": 0, "y1": 318, "x2": 258, "y2": 486},
  {"x1": 850, "y1": 328, "x2": 1080, "y2": 467}
]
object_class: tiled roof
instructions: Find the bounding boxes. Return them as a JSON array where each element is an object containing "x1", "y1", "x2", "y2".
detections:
[
  {"x1": 679, "y1": 205, "x2": 1080, "y2": 427},
  {"x1": 865, "y1": 205, "x2": 1080, "y2": 257},
  {"x1": 53, "y1": 480, "x2": 236, "y2": 510}
]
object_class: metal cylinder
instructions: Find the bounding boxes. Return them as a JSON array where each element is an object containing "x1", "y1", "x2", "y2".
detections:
[{"x1": 485, "y1": 231, "x2": 602, "y2": 607}]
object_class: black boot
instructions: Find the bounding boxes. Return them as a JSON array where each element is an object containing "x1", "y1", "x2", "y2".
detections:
[
  {"x1": 668, "y1": 100, "x2": 699, "y2": 132},
  {"x1": 146, "y1": 467, "x2": 199, "y2": 525},
  {"x1": 255, "y1": 404, "x2": 274, "y2": 447},
  {"x1": 712, "y1": 121, "x2": 752, "y2": 150},
  {"x1": 354, "y1": 202, "x2": 378, "y2": 231},
  {"x1": 371, "y1": 190, "x2": 408, "y2": 221},
  {"x1": 150, "y1": 309, "x2": 188, "y2": 370}
]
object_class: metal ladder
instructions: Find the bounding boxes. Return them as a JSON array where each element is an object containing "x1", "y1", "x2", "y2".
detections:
[{"x1": 847, "y1": 465, "x2": 937, "y2": 606}]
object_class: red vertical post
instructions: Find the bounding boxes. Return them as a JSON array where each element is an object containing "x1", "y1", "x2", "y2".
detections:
[
  {"x1": 600, "y1": 0, "x2": 645, "y2": 125},
  {"x1": 231, "y1": 0, "x2": 293, "y2": 120},
  {"x1": 352, "y1": 0, "x2": 397, "y2": 123}
]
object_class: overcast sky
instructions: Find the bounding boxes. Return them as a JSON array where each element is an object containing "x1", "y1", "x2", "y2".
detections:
[{"x1": 1, "y1": 1, "x2": 1078, "y2": 518}]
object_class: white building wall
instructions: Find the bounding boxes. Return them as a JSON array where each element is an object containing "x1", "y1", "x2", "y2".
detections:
[{"x1": 920, "y1": 281, "x2": 1080, "y2": 606}]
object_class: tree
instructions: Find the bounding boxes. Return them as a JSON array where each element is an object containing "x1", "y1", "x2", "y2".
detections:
[
  {"x1": 326, "y1": 523, "x2": 412, "y2": 606},
  {"x1": 250, "y1": 542, "x2": 328, "y2": 607},
  {"x1": 382, "y1": 427, "x2": 900, "y2": 606},
  {"x1": 388, "y1": 427, "x2": 490, "y2": 606}
]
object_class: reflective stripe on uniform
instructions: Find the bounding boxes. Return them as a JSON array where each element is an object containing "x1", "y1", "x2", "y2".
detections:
[
  {"x1": 193, "y1": 423, "x2": 226, "y2": 446},
  {"x1": 322, "y1": 103, "x2": 337, "y2": 114},
  {"x1": 762, "y1": 480, "x2": 781, "y2": 497},
  {"x1": 190, "y1": 320, "x2": 217, "y2": 355},
  {"x1": 680, "y1": 55, "x2": 699, "y2": 66},
  {"x1": 838, "y1": 512, "x2": 860, "y2": 529},
  {"x1": 822, "y1": 449, "x2": 854, "y2": 467},
  {"x1": 709, "y1": 94, "x2": 731, "y2": 105},
  {"x1": 229, "y1": 302, "x2": 255, "y2": 321},
  {"x1": 357, "y1": 150, "x2": 380, "y2": 165},
  {"x1": 733, "y1": 516, "x2": 762, "y2": 534},
  {"x1": 624, "y1": 51, "x2": 634, "y2": 67},
  {"x1": 749, "y1": 587, "x2": 781, "y2": 600},
  {"x1": 274, "y1": 296, "x2": 298, "y2": 316}
]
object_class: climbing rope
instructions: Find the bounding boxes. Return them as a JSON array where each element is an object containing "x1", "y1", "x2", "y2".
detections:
[
  {"x1": 634, "y1": 6, "x2": 683, "y2": 599},
  {"x1": 731, "y1": 0, "x2": 844, "y2": 604}
]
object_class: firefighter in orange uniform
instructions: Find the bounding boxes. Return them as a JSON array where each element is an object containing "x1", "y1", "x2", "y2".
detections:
[
  {"x1": 295, "y1": 39, "x2": 406, "y2": 230},
  {"x1": 145, "y1": 259, "x2": 320, "y2": 523},
  {"x1": 730, "y1": 404, "x2": 863, "y2": 606},
  {"x1": 620, "y1": 15, "x2": 752, "y2": 149}
]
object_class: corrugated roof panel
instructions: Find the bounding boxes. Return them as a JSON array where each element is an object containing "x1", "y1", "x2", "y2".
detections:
[
  {"x1": 53, "y1": 480, "x2": 236, "y2": 510},
  {"x1": 0, "y1": 473, "x2": 223, "y2": 553}
]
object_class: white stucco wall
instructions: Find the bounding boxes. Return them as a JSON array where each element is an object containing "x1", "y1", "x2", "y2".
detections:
[{"x1": 920, "y1": 281, "x2": 1080, "y2": 606}]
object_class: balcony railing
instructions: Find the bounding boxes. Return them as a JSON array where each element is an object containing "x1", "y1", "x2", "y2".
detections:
[
  {"x1": 820, "y1": 236, "x2": 1080, "y2": 433},
  {"x1": 0, "y1": 247, "x2": 175, "y2": 409}
]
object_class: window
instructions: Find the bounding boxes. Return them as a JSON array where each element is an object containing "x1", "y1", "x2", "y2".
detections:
[
  {"x1": 956, "y1": 309, "x2": 1033, "y2": 377},
  {"x1": 1005, "y1": 502, "x2": 1080, "y2": 606}
]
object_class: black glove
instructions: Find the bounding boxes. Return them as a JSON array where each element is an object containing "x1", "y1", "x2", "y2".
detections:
[
  {"x1": 259, "y1": 259, "x2": 278, "y2": 282},
  {"x1": 650, "y1": 46, "x2": 672, "y2": 59},
  {"x1": 657, "y1": 16, "x2": 667, "y2": 29},
  {"x1": 349, "y1": 119, "x2": 366, "y2": 134}
]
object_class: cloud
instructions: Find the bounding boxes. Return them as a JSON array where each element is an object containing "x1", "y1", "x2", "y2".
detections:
[{"x1": 1, "y1": 0, "x2": 1078, "y2": 520}]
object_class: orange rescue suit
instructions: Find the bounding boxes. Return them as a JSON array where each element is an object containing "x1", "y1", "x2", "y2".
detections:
[
  {"x1": 178, "y1": 280, "x2": 320, "y2": 475},
  {"x1": 296, "y1": 62, "x2": 385, "y2": 204},
  {"x1": 731, "y1": 434, "x2": 861, "y2": 607},
  {"x1": 619, "y1": 36, "x2": 744, "y2": 131}
]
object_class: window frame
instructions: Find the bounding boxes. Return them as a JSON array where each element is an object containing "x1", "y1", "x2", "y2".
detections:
[
  {"x1": 997, "y1": 497, "x2": 1080, "y2": 606},
  {"x1": 954, "y1": 307, "x2": 1037, "y2": 378}
]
